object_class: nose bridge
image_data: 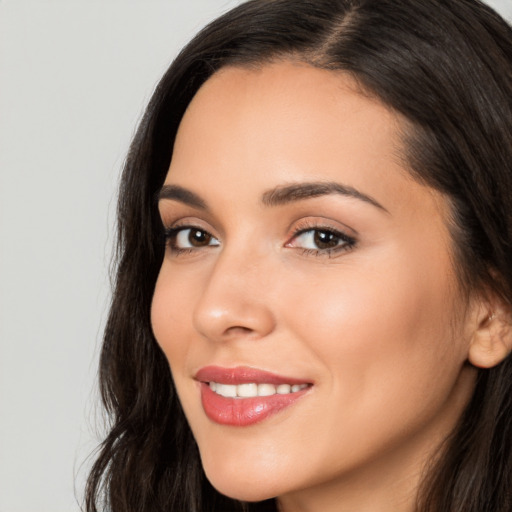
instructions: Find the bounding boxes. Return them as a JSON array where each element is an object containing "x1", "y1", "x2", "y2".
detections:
[{"x1": 192, "y1": 240, "x2": 276, "y2": 341}]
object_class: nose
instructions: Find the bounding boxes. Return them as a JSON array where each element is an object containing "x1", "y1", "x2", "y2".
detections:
[{"x1": 192, "y1": 247, "x2": 277, "y2": 343}]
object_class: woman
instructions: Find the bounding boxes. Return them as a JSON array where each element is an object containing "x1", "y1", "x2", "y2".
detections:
[{"x1": 85, "y1": 1, "x2": 512, "y2": 511}]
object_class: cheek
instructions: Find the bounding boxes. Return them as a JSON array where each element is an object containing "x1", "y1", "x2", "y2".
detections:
[
  {"x1": 283, "y1": 249, "x2": 464, "y2": 411},
  {"x1": 151, "y1": 266, "x2": 194, "y2": 365},
  {"x1": 265, "y1": 253, "x2": 469, "y2": 481},
  {"x1": 151, "y1": 266, "x2": 206, "y2": 428}
]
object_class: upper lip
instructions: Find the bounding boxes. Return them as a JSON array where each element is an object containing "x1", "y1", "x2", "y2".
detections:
[{"x1": 195, "y1": 365, "x2": 312, "y2": 386}]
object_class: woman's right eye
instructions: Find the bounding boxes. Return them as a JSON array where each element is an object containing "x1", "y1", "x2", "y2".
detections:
[{"x1": 165, "y1": 226, "x2": 220, "y2": 253}]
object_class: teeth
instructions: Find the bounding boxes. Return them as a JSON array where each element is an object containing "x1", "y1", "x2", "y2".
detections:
[
  {"x1": 237, "y1": 383, "x2": 258, "y2": 397},
  {"x1": 215, "y1": 383, "x2": 238, "y2": 397},
  {"x1": 258, "y1": 383, "x2": 276, "y2": 396},
  {"x1": 276, "y1": 384, "x2": 291, "y2": 394},
  {"x1": 208, "y1": 382, "x2": 308, "y2": 398}
]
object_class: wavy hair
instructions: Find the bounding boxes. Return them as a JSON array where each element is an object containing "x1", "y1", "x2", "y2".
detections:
[{"x1": 85, "y1": 1, "x2": 512, "y2": 511}]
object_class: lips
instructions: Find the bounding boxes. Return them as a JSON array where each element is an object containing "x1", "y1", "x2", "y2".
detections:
[{"x1": 195, "y1": 366, "x2": 311, "y2": 426}]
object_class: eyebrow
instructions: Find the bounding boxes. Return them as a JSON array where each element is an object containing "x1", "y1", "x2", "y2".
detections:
[
  {"x1": 262, "y1": 182, "x2": 388, "y2": 212},
  {"x1": 157, "y1": 181, "x2": 388, "y2": 213},
  {"x1": 157, "y1": 184, "x2": 208, "y2": 209}
]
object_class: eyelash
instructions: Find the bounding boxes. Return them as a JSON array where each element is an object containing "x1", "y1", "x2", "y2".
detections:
[
  {"x1": 162, "y1": 223, "x2": 357, "y2": 258},
  {"x1": 163, "y1": 225, "x2": 220, "y2": 255},
  {"x1": 286, "y1": 222, "x2": 356, "y2": 258}
]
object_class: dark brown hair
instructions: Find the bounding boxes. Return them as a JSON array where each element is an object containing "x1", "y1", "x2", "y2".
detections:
[{"x1": 85, "y1": 1, "x2": 512, "y2": 511}]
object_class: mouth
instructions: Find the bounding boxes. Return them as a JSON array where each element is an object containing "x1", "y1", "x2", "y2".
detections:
[{"x1": 195, "y1": 366, "x2": 312, "y2": 427}]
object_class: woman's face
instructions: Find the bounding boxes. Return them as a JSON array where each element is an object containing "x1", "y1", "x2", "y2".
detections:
[{"x1": 152, "y1": 62, "x2": 478, "y2": 509}]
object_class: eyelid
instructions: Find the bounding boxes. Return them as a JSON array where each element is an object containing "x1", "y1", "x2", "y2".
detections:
[
  {"x1": 161, "y1": 215, "x2": 218, "y2": 234},
  {"x1": 285, "y1": 217, "x2": 357, "y2": 240},
  {"x1": 286, "y1": 226, "x2": 355, "y2": 247},
  {"x1": 162, "y1": 219, "x2": 221, "y2": 254},
  {"x1": 284, "y1": 218, "x2": 357, "y2": 256}
]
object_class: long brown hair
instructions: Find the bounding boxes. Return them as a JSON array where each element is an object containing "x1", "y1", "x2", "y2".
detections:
[{"x1": 85, "y1": 1, "x2": 512, "y2": 510}]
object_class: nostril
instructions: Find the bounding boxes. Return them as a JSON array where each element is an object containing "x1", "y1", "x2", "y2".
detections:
[
  {"x1": 228, "y1": 326, "x2": 253, "y2": 334},
  {"x1": 223, "y1": 325, "x2": 257, "y2": 338}
]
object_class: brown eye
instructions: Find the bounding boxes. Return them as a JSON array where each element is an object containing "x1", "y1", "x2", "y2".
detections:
[
  {"x1": 171, "y1": 227, "x2": 220, "y2": 250},
  {"x1": 287, "y1": 227, "x2": 356, "y2": 255},
  {"x1": 313, "y1": 230, "x2": 341, "y2": 249},
  {"x1": 188, "y1": 229, "x2": 210, "y2": 246}
]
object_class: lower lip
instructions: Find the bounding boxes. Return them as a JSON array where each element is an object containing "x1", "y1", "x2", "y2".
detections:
[{"x1": 200, "y1": 383, "x2": 309, "y2": 426}]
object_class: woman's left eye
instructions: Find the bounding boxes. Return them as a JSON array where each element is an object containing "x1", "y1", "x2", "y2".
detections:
[{"x1": 287, "y1": 228, "x2": 356, "y2": 255}]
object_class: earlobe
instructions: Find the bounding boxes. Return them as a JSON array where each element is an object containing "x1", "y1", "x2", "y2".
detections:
[{"x1": 468, "y1": 301, "x2": 512, "y2": 369}]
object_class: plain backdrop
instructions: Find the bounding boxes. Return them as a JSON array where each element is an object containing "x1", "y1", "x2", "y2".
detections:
[{"x1": 1, "y1": 1, "x2": 511, "y2": 511}]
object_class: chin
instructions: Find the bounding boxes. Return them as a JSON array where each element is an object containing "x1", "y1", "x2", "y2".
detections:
[
  {"x1": 206, "y1": 473, "x2": 278, "y2": 502},
  {"x1": 201, "y1": 455, "x2": 283, "y2": 502}
]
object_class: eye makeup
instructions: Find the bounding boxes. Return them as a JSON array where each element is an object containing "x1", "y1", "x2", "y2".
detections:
[{"x1": 162, "y1": 218, "x2": 357, "y2": 260}]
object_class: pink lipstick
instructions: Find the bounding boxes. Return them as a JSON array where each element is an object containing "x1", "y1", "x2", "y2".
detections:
[{"x1": 195, "y1": 366, "x2": 311, "y2": 426}]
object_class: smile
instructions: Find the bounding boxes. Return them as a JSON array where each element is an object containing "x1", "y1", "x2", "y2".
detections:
[{"x1": 196, "y1": 366, "x2": 312, "y2": 426}]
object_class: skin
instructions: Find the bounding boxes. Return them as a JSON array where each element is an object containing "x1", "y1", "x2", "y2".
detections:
[{"x1": 151, "y1": 61, "x2": 487, "y2": 512}]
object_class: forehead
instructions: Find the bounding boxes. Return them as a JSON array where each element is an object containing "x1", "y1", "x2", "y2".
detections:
[
  {"x1": 171, "y1": 62, "x2": 402, "y2": 181},
  {"x1": 167, "y1": 61, "x2": 445, "y2": 224},
  {"x1": 174, "y1": 61, "x2": 403, "y2": 167}
]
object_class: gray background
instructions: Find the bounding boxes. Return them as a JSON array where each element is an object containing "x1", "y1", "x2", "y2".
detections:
[{"x1": 1, "y1": 1, "x2": 511, "y2": 511}]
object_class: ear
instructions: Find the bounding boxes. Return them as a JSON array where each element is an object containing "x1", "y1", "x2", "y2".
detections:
[{"x1": 468, "y1": 292, "x2": 512, "y2": 369}]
